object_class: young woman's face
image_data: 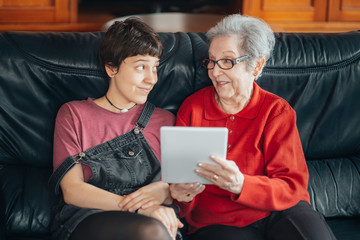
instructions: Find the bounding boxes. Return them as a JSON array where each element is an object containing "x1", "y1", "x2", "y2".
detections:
[{"x1": 108, "y1": 54, "x2": 160, "y2": 106}]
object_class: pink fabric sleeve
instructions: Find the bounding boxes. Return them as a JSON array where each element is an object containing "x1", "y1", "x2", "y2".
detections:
[{"x1": 53, "y1": 104, "x2": 82, "y2": 171}]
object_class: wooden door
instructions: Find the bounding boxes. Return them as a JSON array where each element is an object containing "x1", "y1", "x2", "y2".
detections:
[
  {"x1": 328, "y1": 0, "x2": 360, "y2": 21},
  {"x1": 242, "y1": 0, "x2": 328, "y2": 22},
  {"x1": 0, "y1": 0, "x2": 77, "y2": 23}
]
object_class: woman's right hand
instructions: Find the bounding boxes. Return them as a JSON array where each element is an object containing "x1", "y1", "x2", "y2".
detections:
[
  {"x1": 119, "y1": 181, "x2": 171, "y2": 212},
  {"x1": 169, "y1": 182, "x2": 205, "y2": 202},
  {"x1": 138, "y1": 205, "x2": 183, "y2": 239}
]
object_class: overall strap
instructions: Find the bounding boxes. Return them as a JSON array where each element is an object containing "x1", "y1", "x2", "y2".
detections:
[
  {"x1": 136, "y1": 101, "x2": 156, "y2": 130},
  {"x1": 49, "y1": 155, "x2": 81, "y2": 195}
]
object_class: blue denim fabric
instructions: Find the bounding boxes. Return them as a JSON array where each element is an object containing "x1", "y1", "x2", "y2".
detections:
[{"x1": 50, "y1": 102, "x2": 162, "y2": 239}]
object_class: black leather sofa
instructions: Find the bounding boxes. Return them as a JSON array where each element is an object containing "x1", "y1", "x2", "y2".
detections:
[{"x1": 0, "y1": 30, "x2": 359, "y2": 240}]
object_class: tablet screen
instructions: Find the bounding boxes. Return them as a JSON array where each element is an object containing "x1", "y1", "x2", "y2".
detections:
[{"x1": 160, "y1": 126, "x2": 228, "y2": 184}]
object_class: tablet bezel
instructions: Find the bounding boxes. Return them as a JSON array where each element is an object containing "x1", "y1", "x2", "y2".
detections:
[{"x1": 160, "y1": 126, "x2": 228, "y2": 184}]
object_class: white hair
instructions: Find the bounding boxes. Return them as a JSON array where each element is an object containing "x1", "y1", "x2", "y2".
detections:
[{"x1": 207, "y1": 14, "x2": 275, "y2": 79}]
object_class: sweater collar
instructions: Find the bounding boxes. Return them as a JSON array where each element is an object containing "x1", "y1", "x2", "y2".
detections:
[{"x1": 204, "y1": 82, "x2": 264, "y2": 120}]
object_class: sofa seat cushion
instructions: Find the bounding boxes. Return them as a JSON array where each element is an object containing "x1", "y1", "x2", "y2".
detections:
[
  {"x1": 0, "y1": 165, "x2": 58, "y2": 238},
  {"x1": 326, "y1": 218, "x2": 360, "y2": 240}
]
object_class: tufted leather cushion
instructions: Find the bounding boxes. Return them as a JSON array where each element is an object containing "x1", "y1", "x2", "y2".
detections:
[{"x1": 0, "y1": 31, "x2": 359, "y2": 239}]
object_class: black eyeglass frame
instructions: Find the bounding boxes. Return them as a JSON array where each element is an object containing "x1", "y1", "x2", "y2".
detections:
[{"x1": 202, "y1": 55, "x2": 250, "y2": 70}]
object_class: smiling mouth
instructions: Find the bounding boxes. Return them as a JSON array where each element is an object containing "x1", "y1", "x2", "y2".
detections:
[
  {"x1": 139, "y1": 87, "x2": 152, "y2": 93},
  {"x1": 216, "y1": 81, "x2": 229, "y2": 86}
]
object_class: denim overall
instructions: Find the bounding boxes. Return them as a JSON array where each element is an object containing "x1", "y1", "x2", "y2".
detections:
[{"x1": 49, "y1": 102, "x2": 164, "y2": 240}]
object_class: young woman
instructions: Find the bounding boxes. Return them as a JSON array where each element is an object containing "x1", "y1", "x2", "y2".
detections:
[{"x1": 49, "y1": 18, "x2": 182, "y2": 240}]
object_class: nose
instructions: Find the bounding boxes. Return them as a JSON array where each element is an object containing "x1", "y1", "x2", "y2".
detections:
[
  {"x1": 145, "y1": 70, "x2": 158, "y2": 85},
  {"x1": 210, "y1": 63, "x2": 223, "y2": 77}
]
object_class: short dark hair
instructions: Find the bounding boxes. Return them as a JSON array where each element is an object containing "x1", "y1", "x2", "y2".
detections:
[{"x1": 98, "y1": 17, "x2": 164, "y2": 80}]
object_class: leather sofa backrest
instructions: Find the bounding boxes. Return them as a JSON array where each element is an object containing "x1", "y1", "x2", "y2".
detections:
[
  {"x1": 258, "y1": 32, "x2": 360, "y2": 218},
  {"x1": 0, "y1": 31, "x2": 359, "y2": 238}
]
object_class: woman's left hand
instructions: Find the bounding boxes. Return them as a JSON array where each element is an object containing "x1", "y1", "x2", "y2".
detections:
[
  {"x1": 138, "y1": 205, "x2": 183, "y2": 239},
  {"x1": 169, "y1": 182, "x2": 205, "y2": 202},
  {"x1": 119, "y1": 181, "x2": 170, "y2": 212},
  {"x1": 196, "y1": 155, "x2": 245, "y2": 195}
]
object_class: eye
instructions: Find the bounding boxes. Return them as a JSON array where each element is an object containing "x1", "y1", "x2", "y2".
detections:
[
  {"x1": 153, "y1": 66, "x2": 158, "y2": 71},
  {"x1": 223, "y1": 59, "x2": 233, "y2": 63},
  {"x1": 136, "y1": 65, "x2": 144, "y2": 70}
]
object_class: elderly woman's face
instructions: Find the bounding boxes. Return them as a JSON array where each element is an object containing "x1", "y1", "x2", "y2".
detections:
[{"x1": 208, "y1": 36, "x2": 255, "y2": 102}]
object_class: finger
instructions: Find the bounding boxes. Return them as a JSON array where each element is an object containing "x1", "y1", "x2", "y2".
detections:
[
  {"x1": 192, "y1": 182, "x2": 203, "y2": 189},
  {"x1": 159, "y1": 218, "x2": 173, "y2": 239},
  {"x1": 188, "y1": 182, "x2": 204, "y2": 194},
  {"x1": 152, "y1": 206, "x2": 179, "y2": 237},
  {"x1": 119, "y1": 192, "x2": 140, "y2": 209},
  {"x1": 195, "y1": 183, "x2": 206, "y2": 194},
  {"x1": 130, "y1": 199, "x2": 153, "y2": 212},
  {"x1": 177, "y1": 219, "x2": 184, "y2": 228},
  {"x1": 167, "y1": 209, "x2": 179, "y2": 238},
  {"x1": 120, "y1": 197, "x2": 141, "y2": 211},
  {"x1": 186, "y1": 182, "x2": 204, "y2": 193},
  {"x1": 198, "y1": 157, "x2": 238, "y2": 179},
  {"x1": 195, "y1": 168, "x2": 222, "y2": 185},
  {"x1": 123, "y1": 197, "x2": 151, "y2": 212},
  {"x1": 197, "y1": 162, "x2": 223, "y2": 174},
  {"x1": 140, "y1": 198, "x2": 163, "y2": 209},
  {"x1": 133, "y1": 198, "x2": 161, "y2": 212},
  {"x1": 173, "y1": 183, "x2": 195, "y2": 191},
  {"x1": 170, "y1": 224, "x2": 177, "y2": 239},
  {"x1": 208, "y1": 157, "x2": 242, "y2": 184},
  {"x1": 210, "y1": 155, "x2": 236, "y2": 171},
  {"x1": 193, "y1": 182, "x2": 203, "y2": 188},
  {"x1": 140, "y1": 201, "x2": 155, "y2": 209},
  {"x1": 169, "y1": 219, "x2": 177, "y2": 238},
  {"x1": 158, "y1": 209, "x2": 175, "y2": 238}
]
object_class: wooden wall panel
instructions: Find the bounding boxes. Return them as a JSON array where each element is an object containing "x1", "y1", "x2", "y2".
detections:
[
  {"x1": 0, "y1": 0, "x2": 54, "y2": 7},
  {"x1": 0, "y1": 0, "x2": 76, "y2": 23},
  {"x1": 328, "y1": 0, "x2": 360, "y2": 21},
  {"x1": 243, "y1": 0, "x2": 328, "y2": 21}
]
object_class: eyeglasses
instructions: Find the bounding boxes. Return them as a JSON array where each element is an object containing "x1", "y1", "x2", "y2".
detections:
[{"x1": 202, "y1": 55, "x2": 250, "y2": 70}]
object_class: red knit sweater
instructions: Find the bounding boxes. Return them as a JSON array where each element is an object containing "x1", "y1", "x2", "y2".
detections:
[{"x1": 175, "y1": 83, "x2": 310, "y2": 234}]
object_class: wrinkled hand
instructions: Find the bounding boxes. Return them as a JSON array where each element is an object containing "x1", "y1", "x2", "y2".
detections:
[
  {"x1": 195, "y1": 155, "x2": 244, "y2": 195},
  {"x1": 119, "y1": 181, "x2": 170, "y2": 212},
  {"x1": 138, "y1": 205, "x2": 183, "y2": 239},
  {"x1": 169, "y1": 182, "x2": 205, "y2": 202}
]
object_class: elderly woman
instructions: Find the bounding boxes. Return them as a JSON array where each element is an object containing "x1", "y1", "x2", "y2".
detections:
[{"x1": 170, "y1": 14, "x2": 335, "y2": 240}]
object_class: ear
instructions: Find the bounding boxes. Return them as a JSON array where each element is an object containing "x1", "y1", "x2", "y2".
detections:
[
  {"x1": 253, "y1": 58, "x2": 265, "y2": 77},
  {"x1": 105, "y1": 64, "x2": 118, "y2": 78}
]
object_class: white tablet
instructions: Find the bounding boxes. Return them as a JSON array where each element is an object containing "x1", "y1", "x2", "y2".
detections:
[{"x1": 160, "y1": 126, "x2": 228, "y2": 184}]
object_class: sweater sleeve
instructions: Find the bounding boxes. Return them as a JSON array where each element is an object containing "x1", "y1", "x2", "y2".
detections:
[
  {"x1": 232, "y1": 108, "x2": 310, "y2": 210},
  {"x1": 53, "y1": 104, "x2": 82, "y2": 171}
]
